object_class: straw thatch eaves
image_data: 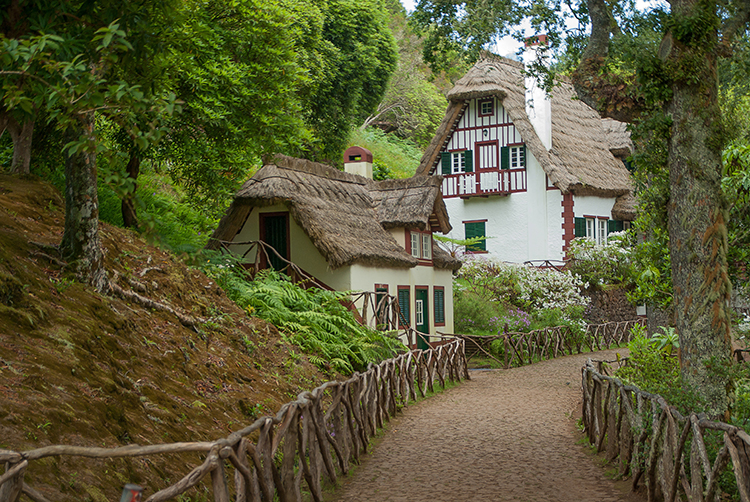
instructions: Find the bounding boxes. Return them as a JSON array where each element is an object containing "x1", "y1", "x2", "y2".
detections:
[
  {"x1": 611, "y1": 193, "x2": 637, "y2": 221},
  {"x1": 209, "y1": 155, "x2": 461, "y2": 271},
  {"x1": 417, "y1": 53, "x2": 633, "y2": 199}
]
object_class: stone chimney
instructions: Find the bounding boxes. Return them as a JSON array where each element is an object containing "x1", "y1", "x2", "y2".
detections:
[
  {"x1": 343, "y1": 146, "x2": 373, "y2": 179},
  {"x1": 524, "y1": 34, "x2": 552, "y2": 151}
]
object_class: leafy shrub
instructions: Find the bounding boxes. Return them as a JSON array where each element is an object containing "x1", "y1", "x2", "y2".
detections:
[
  {"x1": 453, "y1": 289, "x2": 500, "y2": 333},
  {"x1": 201, "y1": 256, "x2": 405, "y2": 374},
  {"x1": 566, "y1": 232, "x2": 635, "y2": 289},
  {"x1": 489, "y1": 306, "x2": 531, "y2": 332}
]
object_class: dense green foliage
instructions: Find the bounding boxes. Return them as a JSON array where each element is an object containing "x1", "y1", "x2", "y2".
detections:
[
  {"x1": 202, "y1": 262, "x2": 406, "y2": 374},
  {"x1": 347, "y1": 128, "x2": 423, "y2": 179}
]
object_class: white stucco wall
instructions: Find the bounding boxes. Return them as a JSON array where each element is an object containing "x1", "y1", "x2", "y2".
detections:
[
  {"x1": 573, "y1": 195, "x2": 616, "y2": 219},
  {"x1": 546, "y1": 189, "x2": 564, "y2": 261},
  {"x1": 442, "y1": 151, "x2": 560, "y2": 263}
]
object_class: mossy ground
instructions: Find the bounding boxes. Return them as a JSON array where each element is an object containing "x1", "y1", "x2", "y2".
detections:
[{"x1": 0, "y1": 174, "x2": 329, "y2": 500}]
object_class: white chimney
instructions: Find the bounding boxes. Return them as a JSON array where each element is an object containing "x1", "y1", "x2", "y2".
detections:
[
  {"x1": 343, "y1": 146, "x2": 373, "y2": 179},
  {"x1": 524, "y1": 35, "x2": 552, "y2": 151}
]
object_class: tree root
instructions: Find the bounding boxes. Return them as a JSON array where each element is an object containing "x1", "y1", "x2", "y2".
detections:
[{"x1": 109, "y1": 274, "x2": 203, "y2": 332}]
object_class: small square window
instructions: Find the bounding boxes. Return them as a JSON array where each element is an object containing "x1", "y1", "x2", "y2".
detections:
[{"x1": 479, "y1": 99, "x2": 494, "y2": 116}]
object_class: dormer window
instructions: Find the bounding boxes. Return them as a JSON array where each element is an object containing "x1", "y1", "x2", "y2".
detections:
[
  {"x1": 409, "y1": 231, "x2": 432, "y2": 260},
  {"x1": 479, "y1": 98, "x2": 494, "y2": 117}
]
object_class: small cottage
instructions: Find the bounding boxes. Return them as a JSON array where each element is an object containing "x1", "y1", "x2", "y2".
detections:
[
  {"x1": 207, "y1": 150, "x2": 461, "y2": 348},
  {"x1": 416, "y1": 46, "x2": 635, "y2": 263}
]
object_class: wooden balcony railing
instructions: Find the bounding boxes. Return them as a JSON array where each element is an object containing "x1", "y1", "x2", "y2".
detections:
[{"x1": 442, "y1": 168, "x2": 527, "y2": 198}]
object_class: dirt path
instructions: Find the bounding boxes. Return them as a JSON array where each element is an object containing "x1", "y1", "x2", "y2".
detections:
[{"x1": 327, "y1": 349, "x2": 645, "y2": 502}]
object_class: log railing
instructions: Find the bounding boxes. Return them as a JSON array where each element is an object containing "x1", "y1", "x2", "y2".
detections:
[
  {"x1": 582, "y1": 360, "x2": 750, "y2": 502},
  {"x1": 0, "y1": 340, "x2": 469, "y2": 502},
  {"x1": 456, "y1": 318, "x2": 644, "y2": 368}
]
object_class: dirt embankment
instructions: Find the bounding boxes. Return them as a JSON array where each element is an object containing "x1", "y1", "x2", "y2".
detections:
[{"x1": 0, "y1": 174, "x2": 327, "y2": 500}]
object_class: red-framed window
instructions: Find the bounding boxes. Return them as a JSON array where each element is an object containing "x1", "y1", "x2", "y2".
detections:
[{"x1": 478, "y1": 98, "x2": 494, "y2": 117}]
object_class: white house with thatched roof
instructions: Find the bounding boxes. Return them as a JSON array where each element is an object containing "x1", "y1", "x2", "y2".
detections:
[
  {"x1": 416, "y1": 45, "x2": 635, "y2": 263},
  {"x1": 207, "y1": 151, "x2": 461, "y2": 348}
]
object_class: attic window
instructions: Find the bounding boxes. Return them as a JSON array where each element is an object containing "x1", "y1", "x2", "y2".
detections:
[
  {"x1": 409, "y1": 231, "x2": 432, "y2": 260},
  {"x1": 479, "y1": 98, "x2": 494, "y2": 117}
]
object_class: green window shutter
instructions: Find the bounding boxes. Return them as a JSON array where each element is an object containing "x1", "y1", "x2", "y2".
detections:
[
  {"x1": 464, "y1": 221, "x2": 486, "y2": 252},
  {"x1": 398, "y1": 288, "x2": 410, "y2": 327},
  {"x1": 608, "y1": 220, "x2": 624, "y2": 234},
  {"x1": 500, "y1": 146, "x2": 510, "y2": 169},
  {"x1": 464, "y1": 150, "x2": 473, "y2": 172},
  {"x1": 574, "y1": 217, "x2": 586, "y2": 238},
  {"x1": 441, "y1": 152, "x2": 451, "y2": 175},
  {"x1": 434, "y1": 289, "x2": 445, "y2": 324}
]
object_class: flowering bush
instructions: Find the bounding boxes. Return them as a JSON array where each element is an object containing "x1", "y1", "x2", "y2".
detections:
[
  {"x1": 566, "y1": 232, "x2": 636, "y2": 289},
  {"x1": 454, "y1": 257, "x2": 590, "y2": 335},
  {"x1": 458, "y1": 257, "x2": 589, "y2": 312}
]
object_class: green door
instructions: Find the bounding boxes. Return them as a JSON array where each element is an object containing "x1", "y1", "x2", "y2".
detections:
[
  {"x1": 260, "y1": 213, "x2": 289, "y2": 271},
  {"x1": 415, "y1": 287, "x2": 430, "y2": 350}
]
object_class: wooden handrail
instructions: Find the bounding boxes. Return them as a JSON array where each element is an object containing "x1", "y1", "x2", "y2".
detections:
[
  {"x1": 0, "y1": 340, "x2": 469, "y2": 502},
  {"x1": 455, "y1": 319, "x2": 645, "y2": 368},
  {"x1": 581, "y1": 360, "x2": 750, "y2": 502}
]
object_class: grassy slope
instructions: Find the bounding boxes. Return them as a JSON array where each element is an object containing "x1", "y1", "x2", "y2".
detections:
[{"x1": 0, "y1": 174, "x2": 328, "y2": 501}]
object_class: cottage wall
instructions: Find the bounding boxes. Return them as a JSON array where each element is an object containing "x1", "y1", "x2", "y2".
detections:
[
  {"x1": 349, "y1": 264, "x2": 455, "y2": 344},
  {"x1": 443, "y1": 149, "x2": 564, "y2": 263},
  {"x1": 573, "y1": 195, "x2": 616, "y2": 220}
]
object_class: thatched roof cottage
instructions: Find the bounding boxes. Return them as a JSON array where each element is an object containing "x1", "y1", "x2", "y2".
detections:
[
  {"x1": 208, "y1": 150, "x2": 461, "y2": 347},
  {"x1": 415, "y1": 46, "x2": 635, "y2": 263}
]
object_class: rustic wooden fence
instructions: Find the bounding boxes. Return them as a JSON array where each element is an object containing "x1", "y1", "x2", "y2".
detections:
[
  {"x1": 456, "y1": 318, "x2": 644, "y2": 368},
  {"x1": 582, "y1": 359, "x2": 750, "y2": 502},
  {"x1": 0, "y1": 339, "x2": 468, "y2": 502}
]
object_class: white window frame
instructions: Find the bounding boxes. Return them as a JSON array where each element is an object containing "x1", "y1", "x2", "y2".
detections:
[
  {"x1": 451, "y1": 152, "x2": 465, "y2": 174},
  {"x1": 586, "y1": 218, "x2": 596, "y2": 242},
  {"x1": 598, "y1": 219, "x2": 608, "y2": 245},
  {"x1": 421, "y1": 233, "x2": 432, "y2": 259},
  {"x1": 510, "y1": 145, "x2": 526, "y2": 169},
  {"x1": 410, "y1": 232, "x2": 420, "y2": 258},
  {"x1": 415, "y1": 299, "x2": 424, "y2": 326}
]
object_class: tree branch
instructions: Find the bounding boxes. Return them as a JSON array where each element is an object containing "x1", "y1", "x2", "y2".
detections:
[{"x1": 720, "y1": 0, "x2": 750, "y2": 53}]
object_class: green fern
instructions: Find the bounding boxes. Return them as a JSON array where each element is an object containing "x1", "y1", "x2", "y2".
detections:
[{"x1": 201, "y1": 261, "x2": 406, "y2": 373}]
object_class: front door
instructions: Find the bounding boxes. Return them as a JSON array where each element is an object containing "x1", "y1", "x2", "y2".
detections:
[
  {"x1": 259, "y1": 212, "x2": 289, "y2": 272},
  {"x1": 415, "y1": 287, "x2": 430, "y2": 350}
]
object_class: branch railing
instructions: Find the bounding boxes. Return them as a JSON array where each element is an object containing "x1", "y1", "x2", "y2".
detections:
[
  {"x1": 0, "y1": 339, "x2": 469, "y2": 502},
  {"x1": 582, "y1": 360, "x2": 750, "y2": 502},
  {"x1": 455, "y1": 318, "x2": 644, "y2": 368}
]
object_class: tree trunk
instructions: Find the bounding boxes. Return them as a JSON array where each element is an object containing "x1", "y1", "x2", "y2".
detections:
[
  {"x1": 665, "y1": 0, "x2": 732, "y2": 416},
  {"x1": 1, "y1": 109, "x2": 33, "y2": 175},
  {"x1": 60, "y1": 113, "x2": 109, "y2": 293},
  {"x1": 121, "y1": 150, "x2": 140, "y2": 228}
]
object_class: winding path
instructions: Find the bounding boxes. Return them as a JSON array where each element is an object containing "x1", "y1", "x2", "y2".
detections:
[{"x1": 327, "y1": 349, "x2": 645, "y2": 502}]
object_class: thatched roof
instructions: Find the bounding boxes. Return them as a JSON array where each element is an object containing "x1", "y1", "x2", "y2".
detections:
[
  {"x1": 611, "y1": 193, "x2": 636, "y2": 221},
  {"x1": 208, "y1": 155, "x2": 460, "y2": 271},
  {"x1": 417, "y1": 53, "x2": 632, "y2": 198}
]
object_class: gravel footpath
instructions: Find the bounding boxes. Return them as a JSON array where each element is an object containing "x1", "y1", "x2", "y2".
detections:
[{"x1": 326, "y1": 349, "x2": 645, "y2": 502}]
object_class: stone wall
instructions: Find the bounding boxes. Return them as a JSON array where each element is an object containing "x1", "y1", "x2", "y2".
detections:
[{"x1": 583, "y1": 287, "x2": 639, "y2": 324}]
